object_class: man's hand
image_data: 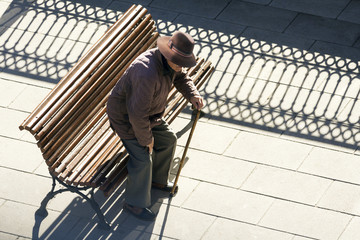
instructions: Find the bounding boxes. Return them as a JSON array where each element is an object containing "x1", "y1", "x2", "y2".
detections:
[
  {"x1": 190, "y1": 96, "x2": 204, "y2": 110},
  {"x1": 147, "y1": 137, "x2": 154, "y2": 154}
]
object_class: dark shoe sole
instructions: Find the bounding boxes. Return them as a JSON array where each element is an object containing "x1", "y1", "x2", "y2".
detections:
[{"x1": 123, "y1": 204, "x2": 156, "y2": 221}]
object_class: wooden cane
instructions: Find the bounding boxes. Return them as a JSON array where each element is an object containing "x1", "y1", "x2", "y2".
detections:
[{"x1": 170, "y1": 109, "x2": 201, "y2": 197}]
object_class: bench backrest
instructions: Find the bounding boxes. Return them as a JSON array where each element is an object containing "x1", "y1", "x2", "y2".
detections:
[{"x1": 19, "y1": 5, "x2": 214, "y2": 196}]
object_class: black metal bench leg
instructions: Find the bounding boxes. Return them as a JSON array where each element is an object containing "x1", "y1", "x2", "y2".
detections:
[
  {"x1": 55, "y1": 177, "x2": 111, "y2": 230},
  {"x1": 36, "y1": 174, "x2": 111, "y2": 230},
  {"x1": 73, "y1": 187, "x2": 111, "y2": 230}
]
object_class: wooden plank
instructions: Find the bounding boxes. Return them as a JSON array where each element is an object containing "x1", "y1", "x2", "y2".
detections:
[
  {"x1": 66, "y1": 130, "x2": 115, "y2": 184},
  {"x1": 20, "y1": 4, "x2": 141, "y2": 133},
  {"x1": 52, "y1": 115, "x2": 109, "y2": 175},
  {"x1": 44, "y1": 107, "x2": 107, "y2": 164},
  {"x1": 58, "y1": 122, "x2": 111, "y2": 181},
  {"x1": 74, "y1": 136, "x2": 121, "y2": 186},
  {"x1": 34, "y1": 8, "x2": 149, "y2": 141}
]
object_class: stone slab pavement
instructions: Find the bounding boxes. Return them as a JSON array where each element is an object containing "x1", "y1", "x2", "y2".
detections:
[{"x1": 0, "y1": 0, "x2": 360, "y2": 239}]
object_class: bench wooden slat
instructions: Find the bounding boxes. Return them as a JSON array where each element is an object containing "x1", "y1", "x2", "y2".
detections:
[
  {"x1": 34, "y1": 10, "x2": 151, "y2": 142},
  {"x1": 66, "y1": 130, "x2": 115, "y2": 185},
  {"x1": 91, "y1": 151, "x2": 127, "y2": 187},
  {"x1": 20, "y1": 5, "x2": 142, "y2": 133},
  {"x1": 99, "y1": 155, "x2": 129, "y2": 193},
  {"x1": 44, "y1": 107, "x2": 107, "y2": 165},
  {"x1": 53, "y1": 114, "x2": 109, "y2": 175},
  {"x1": 58, "y1": 122, "x2": 111, "y2": 181},
  {"x1": 73, "y1": 136, "x2": 121, "y2": 186}
]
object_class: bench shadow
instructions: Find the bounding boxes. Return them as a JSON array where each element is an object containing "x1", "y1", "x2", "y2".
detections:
[{"x1": 31, "y1": 178, "x2": 176, "y2": 240}]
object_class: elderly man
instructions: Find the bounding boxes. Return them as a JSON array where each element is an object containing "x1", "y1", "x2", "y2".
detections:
[{"x1": 106, "y1": 31, "x2": 204, "y2": 221}]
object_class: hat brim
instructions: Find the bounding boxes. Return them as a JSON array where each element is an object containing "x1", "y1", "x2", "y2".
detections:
[{"x1": 157, "y1": 36, "x2": 196, "y2": 68}]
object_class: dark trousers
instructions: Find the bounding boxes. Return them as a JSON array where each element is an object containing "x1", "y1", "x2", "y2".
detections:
[{"x1": 121, "y1": 120, "x2": 177, "y2": 208}]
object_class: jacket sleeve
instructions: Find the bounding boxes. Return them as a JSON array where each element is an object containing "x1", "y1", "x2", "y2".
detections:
[
  {"x1": 126, "y1": 64, "x2": 155, "y2": 147},
  {"x1": 173, "y1": 71, "x2": 200, "y2": 101}
]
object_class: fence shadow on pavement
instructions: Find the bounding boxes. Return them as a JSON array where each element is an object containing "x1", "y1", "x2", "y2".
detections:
[
  {"x1": 1, "y1": 0, "x2": 360, "y2": 238},
  {"x1": 1, "y1": 0, "x2": 359, "y2": 149}
]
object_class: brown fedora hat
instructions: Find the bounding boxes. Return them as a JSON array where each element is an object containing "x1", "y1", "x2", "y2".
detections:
[{"x1": 157, "y1": 31, "x2": 196, "y2": 68}]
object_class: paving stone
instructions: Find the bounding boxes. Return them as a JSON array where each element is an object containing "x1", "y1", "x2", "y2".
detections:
[
  {"x1": 202, "y1": 70, "x2": 278, "y2": 106},
  {"x1": 315, "y1": 71, "x2": 360, "y2": 99},
  {"x1": 259, "y1": 200, "x2": 352, "y2": 240},
  {"x1": 150, "y1": 0, "x2": 229, "y2": 19},
  {"x1": 240, "y1": 27, "x2": 315, "y2": 56},
  {"x1": 283, "y1": 116, "x2": 360, "y2": 150},
  {"x1": 0, "y1": 137, "x2": 43, "y2": 172},
  {"x1": 292, "y1": 236, "x2": 319, "y2": 240},
  {"x1": 8, "y1": 84, "x2": 50, "y2": 112},
  {"x1": 337, "y1": 98, "x2": 360, "y2": 124},
  {"x1": 0, "y1": 1, "x2": 12, "y2": 19},
  {"x1": 183, "y1": 182, "x2": 274, "y2": 224},
  {"x1": 0, "y1": 108, "x2": 30, "y2": 139},
  {"x1": 171, "y1": 117, "x2": 239, "y2": 154},
  {"x1": 271, "y1": 0, "x2": 350, "y2": 18},
  {"x1": 0, "y1": 1, "x2": 29, "y2": 28},
  {"x1": 33, "y1": 160, "x2": 50, "y2": 177},
  {"x1": 103, "y1": 1, "x2": 137, "y2": 23},
  {"x1": 167, "y1": 14, "x2": 245, "y2": 47},
  {"x1": 200, "y1": 45, "x2": 261, "y2": 76},
  {"x1": 0, "y1": 167, "x2": 52, "y2": 205},
  {"x1": 32, "y1": 0, "x2": 113, "y2": 21},
  {"x1": 224, "y1": 131, "x2": 313, "y2": 170},
  {"x1": 66, "y1": 219, "x2": 168, "y2": 240},
  {"x1": 152, "y1": 175, "x2": 200, "y2": 207},
  {"x1": 122, "y1": 204, "x2": 215, "y2": 240},
  {"x1": 299, "y1": 147, "x2": 360, "y2": 184},
  {"x1": 0, "y1": 200, "x2": 80, "y2": 239},
  {"x1": 309, "y1": 41, "x2": 360, "y2": 73},
  {"x1": 0, "y1": 71, "x2": 57, "y2": 88},
  {"x1": 47, "y1": 186, "x2": 126, "y2": 221},
  {"x1": 338, "y1": 0, "x2": 360, "y2": 24},
  {"x1": 202, "y1": 217, "x2": 293, "y2": 240},
  {"x1": 318, "y1": 181, "x2": 360, "y2": 215},
  {"x1": 0, "y1": 79, "x2": 26, "y2": 107},
  {"x1": 218, "y1": 1, "x2": 297, "y2": 32},
  {"x1": 339, "y1": 217, "x2": 360, "y2": 240},
  {"x1": 242, "y1": 0, "x2": 272, "y2": 5},
  {"x1": 0, "y1": 232, "x2": 18, "y2": 240},
  {"x1": 179, "y1": 148, "x2": 256, "y2": 188},
  {"x1": 274, "y1": 89, "x2": 351, "y2": 121},
  {"x1": 285, "y1": 14, "x2": 360, "y2": 46},
  {"x1": 242, "y1": 166, "x2": 332, "y2": 205},
  {"x1": 19, "y1": 129, "x2": 37, "y2": 143},
  {"x1": 355, "y1": 37, "x2": 360, "y2": 48}
]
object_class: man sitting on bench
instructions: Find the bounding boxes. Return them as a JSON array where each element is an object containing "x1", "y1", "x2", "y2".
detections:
[{"x1": 106, "y1": 31, "x2": 204, "y2": 221}]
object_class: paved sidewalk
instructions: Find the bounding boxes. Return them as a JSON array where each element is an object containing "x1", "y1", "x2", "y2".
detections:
[{"x1": 1, "y1": 0, "x2": 360, "y2": 239}]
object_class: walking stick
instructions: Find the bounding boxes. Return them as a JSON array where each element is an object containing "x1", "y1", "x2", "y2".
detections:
[{"x1": 170, "y1": 109, "x2": 201, "y2": 197}]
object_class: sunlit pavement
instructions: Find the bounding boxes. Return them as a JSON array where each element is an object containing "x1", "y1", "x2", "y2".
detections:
[{"x1": 1, "y1": 0, "x2": 360, "y2": 239}]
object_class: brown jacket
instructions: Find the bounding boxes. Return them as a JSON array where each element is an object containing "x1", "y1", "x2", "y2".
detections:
[{"x1": 106, "y1": 48, "x2": 200, "y2": 146}]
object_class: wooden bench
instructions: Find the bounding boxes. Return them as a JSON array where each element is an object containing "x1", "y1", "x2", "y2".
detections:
[{"x1": 19, "y1": 4, "x2": 214, "y2": 229}]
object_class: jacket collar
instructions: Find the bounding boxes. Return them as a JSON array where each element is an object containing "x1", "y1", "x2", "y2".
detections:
[{"x1": 160, "y1": 52, "x2": 174, "y2": 76}]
